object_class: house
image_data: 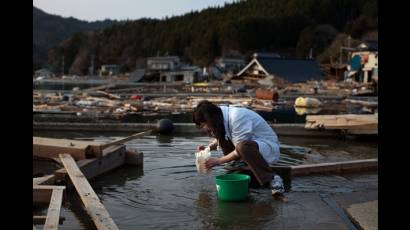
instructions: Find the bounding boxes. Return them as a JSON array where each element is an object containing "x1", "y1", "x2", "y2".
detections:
[
  {"x1": 234, "y1": 53, "x2": 323, "y2": 83},
  {"x1": 345, "y1": 41, "x2": 378, "y2": 83},
  {"x1": 147, "y1": 56, "x2": 181, "y2": 71},
  {"x1": 144, "y1": 56, "x2": 203, "y2": 83},
  {"x1": 99, "y1": 65, "x2": 120, "y2": 76},
  {"x1": 159, "y1": 66, "x2": 203, "y2": 83}
]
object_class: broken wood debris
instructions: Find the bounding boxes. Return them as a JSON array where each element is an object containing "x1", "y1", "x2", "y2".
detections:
[
  {"x1": 59, "y1": 154, "x2": 119, "y2": 230},
  {"x1": 33, "y1": 130, "x2": 150, "y2": 229}
]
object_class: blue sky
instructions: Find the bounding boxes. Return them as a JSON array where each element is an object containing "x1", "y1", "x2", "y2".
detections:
[{"x1": 33, "y1": 0, "x2": 237, "y2": 22}]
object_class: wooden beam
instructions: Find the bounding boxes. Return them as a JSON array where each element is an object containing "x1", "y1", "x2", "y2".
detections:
[
  {"x1": 101, "y1": 130, "x2": 153, "y2": 149},
  {"x1": 44, "y1": 189, "x2": 64, "y2": 230},
  {"x1": 59, "y1": 154, "x2": 119, "y2": 230},
  {"x1": 54, "y1": 145, "x2": 126, "y2": 182},
  {"x1": 270, "y1": 159, "x2": 377, "y2": 177},
  {"x1": 33, "y1": 137, "x2": 105, "y2": 159},
  {"x1": 96, "y1": 90, "x2": 121, "y2": 100},
  {"x1": 305, "y1": 114, "x2": 377, "y2": 129},
  {"x1": 290, "y1": 159, "x2": 378, "y2": 176},
  {"x1": 33, "y1": 137, "x2": 91, "y2": 160},
  {"x1": 33, "y1": 215, "x2": 65, "y2": 225},
  {"x1": 33, "y1": 175, "x2": 55, "y2": 185}
]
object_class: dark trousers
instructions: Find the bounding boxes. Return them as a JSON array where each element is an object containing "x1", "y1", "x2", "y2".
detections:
[{"x1": 220, "y1": 139, "x2": 273, "y2": 186}]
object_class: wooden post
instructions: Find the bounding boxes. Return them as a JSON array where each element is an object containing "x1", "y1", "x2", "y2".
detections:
[
  {"x1": 59, "y1": 154, "x2": 119, "y2": 230},
  {"x1": 363, "y1": 71, "x2": 369, "y2": 83},
  {"x1": 44, "y1": 189, "x2": 64, "y2": 230}
]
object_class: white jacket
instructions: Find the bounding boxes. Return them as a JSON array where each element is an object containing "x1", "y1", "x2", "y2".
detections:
[{"x1": 219, "y1": 105, "x2": 280, "y2": 165}]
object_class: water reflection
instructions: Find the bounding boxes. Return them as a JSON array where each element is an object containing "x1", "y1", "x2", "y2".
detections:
[
  {"x1": 156, "y1": 134, "x2": 174, "y2": 144},
  {"x1": 294, "y1": 107, "x2": 322, "y2": 115}
]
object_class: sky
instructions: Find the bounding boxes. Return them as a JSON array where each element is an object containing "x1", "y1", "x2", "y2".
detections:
[{"x1": 33, "y1": 0, "x2": 237, "y2": 22}]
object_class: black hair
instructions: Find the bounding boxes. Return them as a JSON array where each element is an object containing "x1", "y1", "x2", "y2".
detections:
[{"x1": 192, "y1": 100, "x2": 225, "y2": 139}]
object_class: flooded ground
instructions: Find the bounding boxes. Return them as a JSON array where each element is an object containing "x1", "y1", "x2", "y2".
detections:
[{"x1": 34, "y1": 132, "x2": 377, "y2": 229}]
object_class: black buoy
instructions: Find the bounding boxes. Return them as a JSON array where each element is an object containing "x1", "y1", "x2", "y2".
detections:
[{"x1": 157, "y1": 119, "x2": 174, "y2": 135}]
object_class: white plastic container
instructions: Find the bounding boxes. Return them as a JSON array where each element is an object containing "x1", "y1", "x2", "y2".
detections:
[{"x1": 195, "y1": 147, "x2": 211, "y2": 174}]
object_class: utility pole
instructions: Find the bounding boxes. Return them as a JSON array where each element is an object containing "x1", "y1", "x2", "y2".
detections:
[
  {"x1": 61, "y1": 55, "x2": 65, "y2": 92},
  {"x1": 62, "y1": 55, "x2": 65, "y2": 76},
  {"x1": 89, "y1": 54, "x2": 95, "y2": 76},
  {"x1": 347, "y1": 35, "x2": 352, "y2": 62}
]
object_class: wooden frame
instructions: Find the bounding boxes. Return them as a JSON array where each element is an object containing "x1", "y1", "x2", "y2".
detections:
[{"x1": 33, "y1": 185, "x2": 65, "y2": 229}]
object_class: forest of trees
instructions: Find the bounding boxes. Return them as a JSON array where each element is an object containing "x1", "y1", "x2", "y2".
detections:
[
  {"x1": 39, "y1": 0, "x2": 378, "y2": 75},
  {"x1": 33, "y1": 6, "x2": 119, "y2": 71}
]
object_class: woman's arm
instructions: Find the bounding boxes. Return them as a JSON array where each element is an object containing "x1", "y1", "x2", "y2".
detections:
[
  {"x1": 196, "y1": 139, "x2": 218, "y2": 151},
  {"x1": 205, "y1": 149, "x2": 239, "y2": 169},
  {"x1": 208, "y1": 138, "x2": 218, "y2": 151}
]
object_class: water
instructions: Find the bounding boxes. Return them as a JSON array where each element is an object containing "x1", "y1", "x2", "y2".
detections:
[{"x1": 33, "y1": 133, "x2": 377, "y2": 229}]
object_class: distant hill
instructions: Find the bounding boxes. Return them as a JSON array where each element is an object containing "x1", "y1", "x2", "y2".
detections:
[
  {"x1": 45, "y1": 0, "x2": 377, "y2": 75},
  {"x1": 33, "y1": 6, "x2": 119, "y2": 71}
]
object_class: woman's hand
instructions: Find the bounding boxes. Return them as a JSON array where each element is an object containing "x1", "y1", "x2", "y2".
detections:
[
  {"x1": 205, "y1": 157, "x2": 221, "y2": 170},
  {"x1": 196, "y1": 145, "x2": 206, "y2": 151}
]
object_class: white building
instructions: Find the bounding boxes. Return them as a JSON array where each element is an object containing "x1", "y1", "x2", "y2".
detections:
[
  {"x1": 147, "y1": 56, "x2": 181, "y2": 71},
  {"x1": 159, "y1": 66, "x2": 203, "y2": 83}
]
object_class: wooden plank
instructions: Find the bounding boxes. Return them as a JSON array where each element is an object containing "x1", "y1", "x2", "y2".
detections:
[
  {"x1": 290, "y1": 159, "x2": 378, "y2": 176},
  {"x1": 33, "y1": 185, "x2": 65, "y2": 204},
  {"x1": 345, "y1": 99, "x2": 378, "y2": 107},
  {"x1": 305, "y1": 116, "x2": 377, "y2": 126},
  {"x1": 96, "y1": 90, "x2": 121, "y2": 100},
  {"x1": 33, "y1": 137, "x2": 104, "y2": 159},
  {"x1": 306, "y1": 114, "x2": 377, "y2": 123},
  {"x1": 59, "y1": 154, "x2": 119, "y2": 230},
  {"x1": 54, "y1": 145, "x2": 126, "y2": 182},
  {"x1": 305, "y1": 114, "x2": 378, "y2": 134},
  {"x1": 44, "y1": 189, "x2": 64, "y2": 230},
  {"x1": 33, "y1": 175, "x2": 55, "y2": 185},
  {"x1": 101, "y1": 130, "x2": 152, "y2": 149},
  {"x1": 33, "y1": 137, "x2": 91, "y2": 160},
  {"x1": 33, "y1": 215, "x2": 65, "y2": 225}
]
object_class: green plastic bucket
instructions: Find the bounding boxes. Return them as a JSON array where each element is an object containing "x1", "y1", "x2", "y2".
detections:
[{"x1": 215, "y1": 174, "x2": 250, "y2": 201}]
